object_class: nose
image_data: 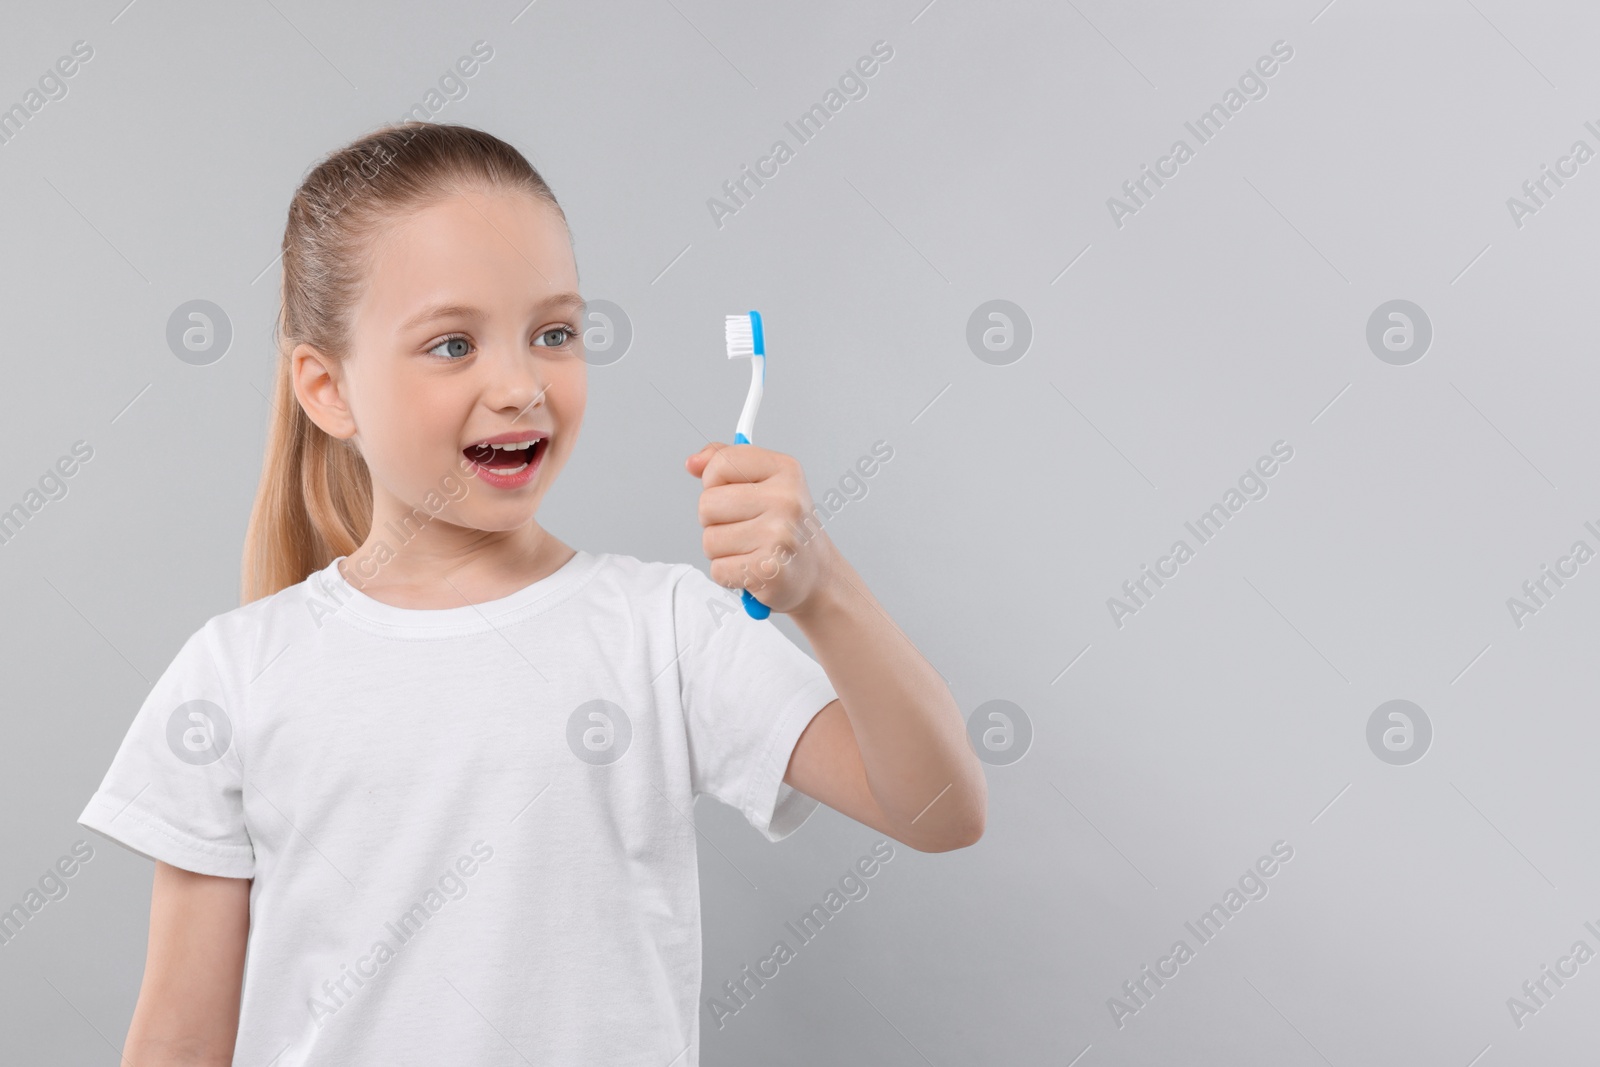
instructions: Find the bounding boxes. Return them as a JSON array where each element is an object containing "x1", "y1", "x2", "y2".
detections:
[{"x1": 481, "y1": 341, "x2": 548, "y2": 419}]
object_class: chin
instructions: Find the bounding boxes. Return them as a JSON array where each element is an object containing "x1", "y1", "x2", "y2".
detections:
[{"x1": 463, "y1": 506, "x2": 543, "y2": 533}]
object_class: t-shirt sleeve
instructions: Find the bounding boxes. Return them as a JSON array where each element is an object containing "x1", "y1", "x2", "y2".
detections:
[
  {"x1": 670, "y1": 564, "x2": 838, "y2": 842},
  {"x1": 76, "y1": 620, "x2": 254, "y2": 878}
]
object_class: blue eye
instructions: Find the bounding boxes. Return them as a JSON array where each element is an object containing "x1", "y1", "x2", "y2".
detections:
[
  {"x1": 428, "y1": 335, "x2": 472, "y2": 360},
  {"x1": 428, "y1": 327, "x2": 575, "y2": 360}
]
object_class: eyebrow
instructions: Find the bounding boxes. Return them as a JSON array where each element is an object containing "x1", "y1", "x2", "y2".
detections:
[{"x1": 399, "y1": 291, "x2": 586, "y2": 333}]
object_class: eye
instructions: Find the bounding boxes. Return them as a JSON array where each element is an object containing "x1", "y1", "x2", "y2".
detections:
[
  {"x1": 534, "y1": 325, "x2": 577, "y2": 349},
  {"x1": 427, "y1": 334, "x2": 473, "y2": 360}
]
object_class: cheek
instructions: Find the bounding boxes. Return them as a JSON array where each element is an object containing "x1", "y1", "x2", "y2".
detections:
[
  {"x1": 388, "y1": 385, "x2": 446, "y2": 440},
  {"x1": 554, "y1": 362, "x2": 587, "y2": 419},
  {"x1": 365, "y1": 365, "x2": 465, "y2": 464}
]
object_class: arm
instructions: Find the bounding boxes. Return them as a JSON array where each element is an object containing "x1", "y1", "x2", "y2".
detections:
[
  {"x1": 687, "y1": 442, "x2": 987, "y2": 853},
  {"x1": 782, "y1": 534, "x2": 987, "y2": 853},
  {"x1": 125, "y1": 862, "x2": 250, "y2": 1066}
]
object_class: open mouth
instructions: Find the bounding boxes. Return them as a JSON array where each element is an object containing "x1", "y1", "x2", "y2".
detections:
[{"x1": 463, "y1": 436, "x2": 547, "y2": 478}]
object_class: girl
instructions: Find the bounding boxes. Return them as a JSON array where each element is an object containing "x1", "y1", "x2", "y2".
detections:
[{"x1": 78, "y1": 122, "x2": 984, "y2": 1065}]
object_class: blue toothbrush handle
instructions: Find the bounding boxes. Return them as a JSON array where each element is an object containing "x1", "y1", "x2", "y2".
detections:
[
  {"x1": 741, "y1": 588, "x2": 770, "y2": 620},
  {"x1": 731, "y1": 431, "x2": 771, "y2": 619}
]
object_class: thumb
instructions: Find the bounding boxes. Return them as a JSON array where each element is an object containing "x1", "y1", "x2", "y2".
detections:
[{"x1": 684, "y1": 440, "x2": 721, "y2": 476}]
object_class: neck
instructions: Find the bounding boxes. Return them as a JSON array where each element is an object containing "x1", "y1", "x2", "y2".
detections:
[{"x1": 338, "y1": 487, "x2": 572, "y2": 608}]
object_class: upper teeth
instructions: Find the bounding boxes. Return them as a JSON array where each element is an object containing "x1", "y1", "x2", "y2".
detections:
[{"x1": 488, "y1": 440, "x2": 537, "y2": 450}]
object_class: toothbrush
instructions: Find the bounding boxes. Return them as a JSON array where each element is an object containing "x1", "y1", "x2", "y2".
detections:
[{"x1": 725, "y1": 310, "x2": 771, "y2": 620}]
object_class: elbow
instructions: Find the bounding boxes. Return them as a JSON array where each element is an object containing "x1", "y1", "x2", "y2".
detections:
[
  {"x1": 945, "y1": 767, "x2": 988, "y2": 849},
  {"x1": 951, "y1": 806, "x2": 987, "y2": 850},
  {"x1": 911, "y1": 796, "x2": 987, "y2": 853},
  {"x1": 894, "y1": 764, "x2": 988, "y2": 853},
  {"x1": 965, "y1": 805, "x2": 987, "y2": 847},
  {"x1": 915, "y1": 819, "x2": 983, "y2": 853}
]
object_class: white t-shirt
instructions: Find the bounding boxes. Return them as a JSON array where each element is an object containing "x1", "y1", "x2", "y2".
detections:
[{"x1": 77, "y1": 550, "x2": 838, "y2": 1065}]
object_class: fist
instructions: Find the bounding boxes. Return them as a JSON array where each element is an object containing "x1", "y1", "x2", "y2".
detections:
[{"x1": 684, "y1": 441, "x2": 835, "y2": 614}]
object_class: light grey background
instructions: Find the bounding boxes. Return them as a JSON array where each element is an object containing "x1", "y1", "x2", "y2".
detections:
[{"x1": 3, "y1": 0, "x2": 1597, "y2": 1063}]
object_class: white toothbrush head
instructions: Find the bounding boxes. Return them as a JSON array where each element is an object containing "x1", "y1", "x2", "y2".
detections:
[{"x1": 724, "y1": 311, "x2": 764, "y2": 359}]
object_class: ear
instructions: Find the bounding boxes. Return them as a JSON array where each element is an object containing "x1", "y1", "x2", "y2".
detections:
[{"x1": 291, "y1": 342, "x2": 357, "y2": 441}]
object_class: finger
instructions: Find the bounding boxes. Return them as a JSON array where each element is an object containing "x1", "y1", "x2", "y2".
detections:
[
  {"x1": 684, "y1": 440, "x2": 727, "y2": 477},
  {"x1": 701, "y1": 443, "x2": 775, "y2": 489},
  {"x1": 697, "y1": 483, "x2": 764, "y2": 527},
  {"x1": 708, "y1": 548, "x2": 777, "y2": 594},
  {"x1": 701, "y1": 514, "x2": 769, "y2": 561}
]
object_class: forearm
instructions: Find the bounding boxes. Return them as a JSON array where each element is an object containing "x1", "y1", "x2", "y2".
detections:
[
  {"x1": 125, "y1": 977, "x2": 241, "y2": 1066},
  {"x1": 126, "y1": 864, "x2": 247, "y2": 1066},
  {"x1": 124, "y1": 1033, "x2": 235, "y2": 1067},
  {"x1": 788, "y1": 535, "x2": 986, "y2": 849}
]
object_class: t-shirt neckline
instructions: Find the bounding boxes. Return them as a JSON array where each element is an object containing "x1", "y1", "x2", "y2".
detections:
[{"x1": 312, "y1": 548, "x2": 603, "y2": 636}]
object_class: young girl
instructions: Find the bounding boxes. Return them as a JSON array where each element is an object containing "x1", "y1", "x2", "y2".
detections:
[{"x1": 77, "y1": 122, "x2": 984, "y2": 1065}]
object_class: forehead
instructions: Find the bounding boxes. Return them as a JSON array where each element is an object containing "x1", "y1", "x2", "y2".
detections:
[{"x1": 355, "y1": 188, "x2": 578, "y2": 330}]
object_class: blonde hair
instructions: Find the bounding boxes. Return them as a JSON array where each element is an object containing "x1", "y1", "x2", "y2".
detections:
[{"x1": 241, "y1": 122, "x2": 566, "y2": 604}]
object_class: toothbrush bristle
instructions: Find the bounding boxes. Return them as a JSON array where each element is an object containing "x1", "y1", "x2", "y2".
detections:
[{"x1": 724, "y1": 313, "x2": 755, "y2": 359}]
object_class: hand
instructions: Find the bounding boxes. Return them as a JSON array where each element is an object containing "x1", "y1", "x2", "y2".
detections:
[{"x1": 684, "y1": 441, "x2": 839, "y2": 615}]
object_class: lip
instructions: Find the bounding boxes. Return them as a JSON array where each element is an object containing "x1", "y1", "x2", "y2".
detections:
[
  {"x1": 465, "y1": 430, "x2": 550, "y2": 449},
  {"x1": 464, "y1": 437, "x2": 546, "y2": 490}
]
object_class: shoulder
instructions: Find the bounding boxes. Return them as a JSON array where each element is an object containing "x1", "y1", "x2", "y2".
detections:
[
  {"x1": 585, "y1": 551, "x2": 734, "y2": 612},
  {"x1": 177, "y1": 565, "x2": 341, "y2": 681},
  {"x1": 587, "y1": 550, "x2": 694, "y2": 593}
]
